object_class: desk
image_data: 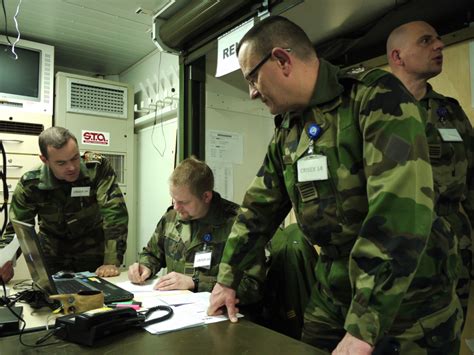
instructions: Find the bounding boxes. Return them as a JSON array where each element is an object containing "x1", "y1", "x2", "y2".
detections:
[
  {"x1": 0, "y1": 318, "x2": 325, "y2": 354},
  {"x1": 2, "y1": 273, "x2": 325, "y2": 354}
]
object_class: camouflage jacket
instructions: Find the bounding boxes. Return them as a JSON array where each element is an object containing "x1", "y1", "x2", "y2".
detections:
[
  {"x1": 218, "y1": 60, "x2": 435, "y2": 344},
  {"x1": 138, "y1": 192, "x2": 265, "y2": 305},
  {"x1": 5, "y1": 152, "x2": 128, "y2": 266},
  {"x1": 421, "y1": 85, "x2": 474, "y2": 279}
]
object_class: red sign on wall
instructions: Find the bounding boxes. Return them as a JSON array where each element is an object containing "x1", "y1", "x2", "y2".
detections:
[{"x1": 82, "y1": 130, "x2": 110, "y2": 146}]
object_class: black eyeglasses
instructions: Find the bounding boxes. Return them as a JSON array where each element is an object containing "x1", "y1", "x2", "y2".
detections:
[{"x1": 245, "y1": 48, "x2": 292, "y2": 88}]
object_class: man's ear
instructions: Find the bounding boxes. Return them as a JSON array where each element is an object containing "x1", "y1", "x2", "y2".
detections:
[
  {"x1": 39, "y1": 155, "x2": 48, "y2": 164},
  {"x1": 272, "y1": 47, "x2": 292, "y2": 74},
  {"x1": 390, "y1": 49, "x2": 403, "y2": 65},
  {"x1": 202, "y1": 191, "x2": 213, "y2": 204}
]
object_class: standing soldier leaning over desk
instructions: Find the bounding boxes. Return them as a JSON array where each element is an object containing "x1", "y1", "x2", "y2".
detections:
[
  {"x1": 208, "y1": 16, "x2": 463, "y2": 354},
  {"x1": 128, "y1": 157, "x2": 265, "y2": 312},
  {"x1": 0, "y1": 126, "x2": 128, "y2": 278},
  {"x1": 387, "y1": 20, "x2": 474, "y2": 326}
]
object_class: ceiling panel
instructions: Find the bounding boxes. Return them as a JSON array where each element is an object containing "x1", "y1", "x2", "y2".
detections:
[{"x1": 1, "y1": 0, "x2": 167, "y2": 75}]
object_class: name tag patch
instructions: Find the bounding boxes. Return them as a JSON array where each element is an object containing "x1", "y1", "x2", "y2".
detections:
[
  {"x1": 71, "y1": 186, "x2": 91, "y2": 197},
  {"x1": 438, "y1": 128, "x2": 463, "y2": 142},
  {"x1": 194, "y1": 251, "x2": 212, "y2": 269},
  {"x1": 297, "y1": 155, "x2": 328, "y2": 182}
]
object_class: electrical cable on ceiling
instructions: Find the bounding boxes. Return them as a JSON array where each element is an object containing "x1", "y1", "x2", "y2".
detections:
[
  {"x1": 10, "y1": 0, "x2": 23, "y2": 59},
  {"x1": 151, "y1": 51, "x2": 167, "y2": 158}
]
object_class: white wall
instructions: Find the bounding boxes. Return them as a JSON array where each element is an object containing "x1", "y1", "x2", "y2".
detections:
[
  {"x1": 135, "y1": 119, "x2": 177, "y2": 250},
  {"x1": 119, "y1": 49, "x2": 179, "y2": 262},
  {"x1": 205, "y1": 49, "x2": 274, "y2": 205}
]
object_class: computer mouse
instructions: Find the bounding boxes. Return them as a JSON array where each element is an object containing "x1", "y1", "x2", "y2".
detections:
[{"x1": 53, "y1": 270, "x2": 76, "y2": 279}]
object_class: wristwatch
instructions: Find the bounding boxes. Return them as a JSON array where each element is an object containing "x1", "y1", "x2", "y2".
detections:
[{"x1": 192, "y1": 275, "x2": 199, "y2": 293}]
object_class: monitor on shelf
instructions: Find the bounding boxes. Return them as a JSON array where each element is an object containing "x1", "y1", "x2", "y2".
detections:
[{"x1": 0, "y1": 35, "x2": 54, "y2": 115}]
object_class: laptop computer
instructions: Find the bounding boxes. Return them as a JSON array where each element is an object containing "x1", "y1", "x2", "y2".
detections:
[{"x1": 11, "y1": 219, "x2": 134, "y2": 304}]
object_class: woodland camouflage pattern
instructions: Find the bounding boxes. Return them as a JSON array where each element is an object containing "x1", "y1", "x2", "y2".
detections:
[
  {"x1": 421, "y1": 84, "x2": 474, "y2": 323},
  {"x1": 217, "y1": 60, "x2": 462, "y2": 352},
  {"x1": 138, "y1": 192, "x2": 265, "y2": 305},
  {"x1": 3, "y1": 152, "x2": 128, "y2": 272}
]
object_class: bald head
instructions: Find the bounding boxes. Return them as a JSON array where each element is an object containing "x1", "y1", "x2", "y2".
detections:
[{"x1": 386, "y1": 21, "x2": 444, "y2": 83}]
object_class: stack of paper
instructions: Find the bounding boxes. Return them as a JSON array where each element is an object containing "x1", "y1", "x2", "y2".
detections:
[{"x1": 116, "y1": 281, "x2": 244, "y2": 334}]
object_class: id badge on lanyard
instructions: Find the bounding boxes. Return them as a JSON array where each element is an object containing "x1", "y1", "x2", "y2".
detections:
[
  {"x1": 297, "y1": 123, "x2": 328, "y2": 182},
  {"x1": 193, "y1": 233, "x2": 213, "y2": 269}
]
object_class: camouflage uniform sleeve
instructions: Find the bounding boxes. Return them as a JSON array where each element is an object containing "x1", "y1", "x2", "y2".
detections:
[
  {"x1": 460, "y1": 110, "x2": 474, "y2": 280},
  {"x1": 344, "y1": 73, "x2": 434, "y2": 344},
  {"x1": 1, "y1": 178, "x2": 38, "y2": 255},
  {"x1": 198, "y1": 262, "x2": 265, "y2": 304},
  {"x1": 137, "y1": 216, "x2": 167, "y2": 277},
  {"x1": 218, "y1": 146, "x2": 293, "y2": 289},
  {"x1": 8, "y1": 177, "x2": 39, "y2": 230},
  {"x1": 94, "y1": 156, "x2": 128, "y2": 266}
]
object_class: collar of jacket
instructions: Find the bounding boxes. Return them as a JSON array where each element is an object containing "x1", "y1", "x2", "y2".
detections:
[
  {"x1": 37, "y1": 159, "x2": 91, "y2": 190},
  {"x1": 278, "y1": 58, "x2": 344, "y2": 130},
  {"x1": 421, "y1": 83, "x2": 446, "y2": 101}
]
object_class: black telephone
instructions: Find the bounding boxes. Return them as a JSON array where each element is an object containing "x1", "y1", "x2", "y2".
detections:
[{"x1": 54, "y1": 306, "x2": 173, "y2": 346}]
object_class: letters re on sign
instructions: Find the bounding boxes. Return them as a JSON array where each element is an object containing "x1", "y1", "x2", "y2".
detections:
[{"x1": 215, "y1": 18, "x2": 254, "y2": 78}]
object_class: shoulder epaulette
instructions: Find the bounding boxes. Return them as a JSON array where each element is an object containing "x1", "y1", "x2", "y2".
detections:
[
  {"x1": 83, "y1": 151, "x2": 103, "y2": 165},
  {"x1": 21, "y1": 167, "x2": 41, "y2": 182},
  {"x1": 341, "y1": 67, "x2": 389, "y2": 86}
]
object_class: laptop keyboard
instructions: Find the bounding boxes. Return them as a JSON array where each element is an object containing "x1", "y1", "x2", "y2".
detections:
[
  {"x1": 55, "y1": 279, "x2": 91, "y2": 294},
  {"x1": 54, "y1": 278, "x2": 133, "y2": 303}
]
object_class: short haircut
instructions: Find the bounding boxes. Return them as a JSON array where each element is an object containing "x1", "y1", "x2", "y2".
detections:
[
  {"x1": 237, "y1": 15, "x2": 315, "y2": 61},
  {"x1": 169, "y1": 157, "x2": 214, "y2": 198},
  {"x1": 39, "y1": 126, "x2": 78, "y2": 159}
]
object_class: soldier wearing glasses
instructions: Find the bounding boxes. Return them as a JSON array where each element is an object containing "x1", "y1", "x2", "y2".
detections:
[{"x1": 208, "y1": 16, "x2": 462, "y2": 354}]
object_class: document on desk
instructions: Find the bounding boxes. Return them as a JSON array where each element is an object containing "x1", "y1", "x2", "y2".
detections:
[
  {"x1": 143, "y1": 292, "x2": 243, "y2": 334},
  {"x1": 144, "y1": 303, "x2": 205, "y2": 334},
  {"x1": 0, "y1": 236, "x2": 20, "y2": 265},
  {"x1": 116, "y1": 280, "x2": 156, "y2": 292}
]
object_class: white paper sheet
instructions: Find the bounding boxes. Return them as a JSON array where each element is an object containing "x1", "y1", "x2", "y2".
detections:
[{"x1": 0, "y1": 236, "x2": 20, "y2": 265}]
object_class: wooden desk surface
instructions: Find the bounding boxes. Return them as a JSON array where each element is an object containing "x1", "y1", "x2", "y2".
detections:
[
  {"x1": 2, "y1": 272, "x2": 325, "y2": 354},
  {"x1": 0, "y1": 317, "x2": 324, "y2": 354}
]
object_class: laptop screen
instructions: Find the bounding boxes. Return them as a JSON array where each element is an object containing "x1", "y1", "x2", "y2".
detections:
[{"x1": 11, "y1": 219, "x2": 58, "y2": 295}]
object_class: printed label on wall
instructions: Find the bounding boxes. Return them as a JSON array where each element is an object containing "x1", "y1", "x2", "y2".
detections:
[{"x1": 82, "y1": 130, "x2": 110, "y2": 146}]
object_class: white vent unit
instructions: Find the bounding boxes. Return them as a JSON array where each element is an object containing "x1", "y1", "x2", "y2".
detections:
[
  {"x1": 101, "y1": 153, "x2": 125, "y2": 185},
  {"x1": 67, "y1": 78, "x2": 128, "y2": 119}
]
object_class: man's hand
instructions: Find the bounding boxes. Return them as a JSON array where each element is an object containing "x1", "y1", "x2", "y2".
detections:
[
  {"x1": 155, "y1": 271, "x2": 194, "y2": 291},
  {"x1": 0, "y1": 261, "x2": 14, "y2": 283},
  {"x1": 128, "y1": 262, "x2": 151, "y2": 283},
  {"x1": 207, "y1": 283, "x2": 239, "y2": 323},
  {"x1": 95, "y1": 264, "x2": 120, "y2": 277},
  {"x1": 332, "y1": 332, "x2": 373, "y2": 355}
]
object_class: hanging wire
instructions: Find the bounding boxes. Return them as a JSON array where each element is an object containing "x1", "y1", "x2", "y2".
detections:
[
  {"x1": 10, "y1": 0, "x2": 23, "y2": 59},
  {"x1": 150, "y1": 51, "x2": 167, "y2": 157}
]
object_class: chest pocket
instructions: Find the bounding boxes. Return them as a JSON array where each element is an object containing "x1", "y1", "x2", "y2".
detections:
[{"x1": 426, "y1": 114, "x2": 468, "y2": 195}]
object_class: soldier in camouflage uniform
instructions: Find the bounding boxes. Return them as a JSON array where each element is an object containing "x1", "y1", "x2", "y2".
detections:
[
  {"x1": 1, "y1": 126, "x2": 128, "y2": 277},
  {"x1": 387, "y1": 21, "x2": 473, "y2": 328},
  {"x1": 128, "y1": 157, "x2": 265, "y2": 309},
  {"x1": 208, "y1": 16, "x2": 463, "y2": 354}
]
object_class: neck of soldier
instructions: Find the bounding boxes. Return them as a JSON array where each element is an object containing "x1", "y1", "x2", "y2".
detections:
[{"x1": 393, "y1": 69, "x2": 429, "y2": 101}]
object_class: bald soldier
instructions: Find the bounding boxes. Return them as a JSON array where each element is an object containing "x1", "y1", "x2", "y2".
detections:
[
  {"x1": 387, "y1": 20, "x2": 473, "y2": 326},
  {"x1": 208, "y1": 16, "x2": 462, "y2": 354},
  {"x1": 0, "y1": 126, "x2": 128, "y2": 278}
]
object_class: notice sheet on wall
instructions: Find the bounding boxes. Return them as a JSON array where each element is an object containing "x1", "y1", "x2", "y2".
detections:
[{"x1": 207, "y1": 130, "x2": 243, "y2": 164}]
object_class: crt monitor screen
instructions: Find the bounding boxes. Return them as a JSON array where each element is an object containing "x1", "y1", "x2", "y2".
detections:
[{"x1": 0, "y1": 44, "x2": 40, "y2": 99}]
